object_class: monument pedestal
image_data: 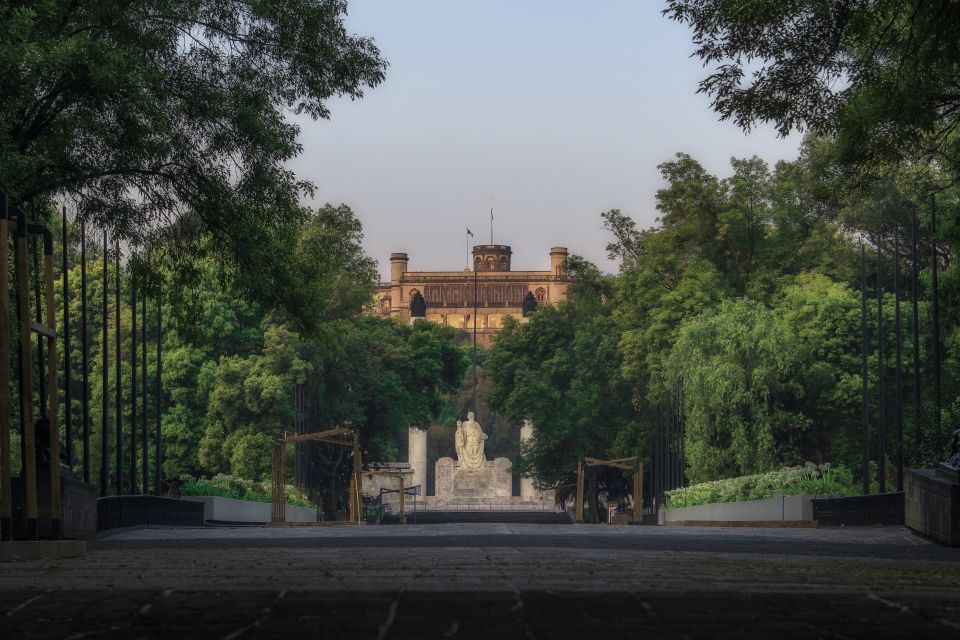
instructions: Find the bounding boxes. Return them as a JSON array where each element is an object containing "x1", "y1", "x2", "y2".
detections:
[
  {"x1": 905, "y1": 467, "x2": 960, "y2": 546},
  {"x1": 436, "y1": 457, "x2": 512, "y2": 501}
]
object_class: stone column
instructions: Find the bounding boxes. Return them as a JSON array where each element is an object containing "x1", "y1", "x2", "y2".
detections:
[
  {"x1": 408, "y1": 427, "x2": 427, "y2": 495},
  {"x1": 389, "y1": 253, "x2": 408, "y2": 319},
  {"x1": 520, "y1": 420, "x2": 536, "y2": 499}
]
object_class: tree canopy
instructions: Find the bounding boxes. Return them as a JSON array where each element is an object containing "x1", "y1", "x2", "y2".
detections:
[
  {"x1": 664, "y1": 0, "x2": 960, "y2": 179},
  {"x1": 1, "y1": 0, "x2": 386, "y2": 318},
  {"x1": 487, "y1": 142, "x2": 944, "y2": 491}
]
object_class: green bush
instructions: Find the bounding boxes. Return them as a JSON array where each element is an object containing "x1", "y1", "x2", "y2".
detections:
[
  {"x1": 664, "y1": 463, "x2": 857, "y2": 508},
  {"x1": 179, "y1": 473, "x2": 313, "y2": 507}
]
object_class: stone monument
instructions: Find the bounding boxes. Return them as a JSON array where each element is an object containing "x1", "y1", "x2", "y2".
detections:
[{"x1": 435, "y1": 412, "x2": 511, "y2": 500}]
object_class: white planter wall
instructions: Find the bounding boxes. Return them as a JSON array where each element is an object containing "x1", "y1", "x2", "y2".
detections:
[
  {"x1": 183, "y1": 496, "x2": 319, "y2": 523},
  {"x1": 658, "y1": 492, "x2": 827, "y2": 524}
]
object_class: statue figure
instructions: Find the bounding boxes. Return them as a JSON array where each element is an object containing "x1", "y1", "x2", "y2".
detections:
[
  {"x1": 455, "y1": 420, "x2": 465, "y2": 462},
  {"x1": 455, "y1": 411, "x2": 488, "y2": 471}
]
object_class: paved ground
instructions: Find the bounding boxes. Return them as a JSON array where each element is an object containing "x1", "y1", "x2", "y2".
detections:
[{"x1": 3, "y1": 524, "x2": 960, "y2": 638}]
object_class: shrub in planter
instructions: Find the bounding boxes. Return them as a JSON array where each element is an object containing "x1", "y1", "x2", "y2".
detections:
[
  {"x1": 664, "y1": 463, "x2": 857, "y2": 509},
  {"x1": 179, "y1": 473, "x2": 313, "y2": 507}
]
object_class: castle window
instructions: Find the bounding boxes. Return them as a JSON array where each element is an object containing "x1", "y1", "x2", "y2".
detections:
[
  {"x1": 486, "y1": 256, "x2": 496, "y2": 271},
  {"x1": 410, "y1": 290, "x2": 426, "y2": 318},
  {"x1": 535, "y1": 288, "x2": 546, "y2": 303}
]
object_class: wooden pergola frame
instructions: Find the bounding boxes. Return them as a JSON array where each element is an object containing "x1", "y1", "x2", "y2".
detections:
[
  {"x1": 270, "y1": 427, "x2": 360, "y2": 524},
  {"x1": 574, "y1": 456, "x2": 642, "y2": 524},
  {"x1": 1, "y1": 211, "x2": 61, "y2": 542},
  {"x1": 368, "y1": 468, "x2": 420, "y2": 524}
]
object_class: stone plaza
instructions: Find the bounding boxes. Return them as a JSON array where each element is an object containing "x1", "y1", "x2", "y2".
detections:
[{"x1": 3, "y1": 523, "x2": 960, "y2": 638}]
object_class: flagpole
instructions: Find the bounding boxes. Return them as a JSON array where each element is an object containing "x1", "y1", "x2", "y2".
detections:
[
  {"x1": 473, "y1": 259, "x2": 478, "y2": 412},
  {"x1": 490, "y1": 208, "x2": 494, "y2": 245}
]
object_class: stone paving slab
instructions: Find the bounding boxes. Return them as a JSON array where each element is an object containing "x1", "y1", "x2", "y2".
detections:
[
  {"x1": 2, "y1": 590, "x2": 959, "y2": 639},
  {"x1": 2, "y1": 524, "x2": 959, "y2": 638}
]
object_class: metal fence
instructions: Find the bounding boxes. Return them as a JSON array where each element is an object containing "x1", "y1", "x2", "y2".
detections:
[{"x1": 812, "y1": 492, "x2": 905, "y2": 526}]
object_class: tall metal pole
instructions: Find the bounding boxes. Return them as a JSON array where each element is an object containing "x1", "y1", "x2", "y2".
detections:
[
  {"x1": 142, "y1": 291, "x2": 148, "y2": 495},
  {"x1": 114, "y1": 240, "x2": 121, "y2": 495},
  {"x1": 62, "y1": 206, "x2": 72, "y2": 467},
  {"x1": 860, "y1": 243, "x2": 870, "y2": 495},
  {"x1": 894, "y1": 228, "x2": 904, "y2": 491},
  {"x1": 31, "y1": 202, "x2": 46, "y2": 417},
  {"x1": 673, "y1": 385, "x2": 680, "y2": 489},
  {"x1": 655, "y1": 404, "x2": 660, "y2": 508},
  {"x1": 911, "y1": 209, "x2": 921, "y2": 463},
  {"x1": 472, "y1": 263, "x2": 478, "y2": 412},
  {"x1": 667, "y1": 388, "x2": 674, "y2": 492},
  {"x1": 679, "y1": 379, "x2": 685, "y2": 487},
  {"x1": 930, "y1": 195, "x2": 942, "y2": 453},
  {"x1": 294, "y1": 384, "x2": 300, "y2": 487},
  {"x1": 130, "y1": 257, "x2": 137, "y2": 492},
  {"x1": 100, "y1": 228, "x2": 109, "y2": 496},
  {"x1": 154, "y1": 296, "x2": 162, "y2": 496},
  {"x1": 15, "y1": 207, "x2": 39, "y2": 539},
  {"x1": 80, "y1": 222, "x2": 90, "y2": 483},
  {"x1": 0, "y1": 192, "x2": 12, "y2": 541},
  {"x1": 876, "y1": 242, "x2": 886, "y2": 493},
  {"x1": 41, "y1": 223, "x2": 63, "y2": 539}
]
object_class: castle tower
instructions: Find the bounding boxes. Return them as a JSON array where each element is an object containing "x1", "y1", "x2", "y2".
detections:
[
  {"x1": 472, "y1": 245, "x2": 512, "y2": 272},
  {"x1": 389, "y1": 252, "x2": 408, "y2": 318},
  {"x1": 549, "y1": 247, "x2": 568, "y2": 276}
]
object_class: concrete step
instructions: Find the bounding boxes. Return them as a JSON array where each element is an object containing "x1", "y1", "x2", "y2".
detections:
[{"x1": 381, "y1": 511, "x2": 572, "y2": 525}]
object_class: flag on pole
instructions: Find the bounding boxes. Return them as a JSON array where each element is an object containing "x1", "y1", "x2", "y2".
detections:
[
  {"x1": 467, "y1": 227, "x2": 474, "y2": 237},
  {"x1": 490, "y1": 208, "x2": 494, "y2": 221}
]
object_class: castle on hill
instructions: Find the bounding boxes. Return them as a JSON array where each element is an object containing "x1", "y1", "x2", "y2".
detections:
[{"x1": 375, "y1": 244, "x2": 571, "y2": 344}]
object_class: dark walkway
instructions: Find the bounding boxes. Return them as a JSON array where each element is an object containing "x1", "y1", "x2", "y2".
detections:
[{"x1": 3, "y1": 524, "x2": 959, "y2": 638}]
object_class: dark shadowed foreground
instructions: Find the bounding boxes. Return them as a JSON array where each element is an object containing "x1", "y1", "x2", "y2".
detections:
[{"x1": 3, "y1": 524, "x2": 959, "y2": 639}]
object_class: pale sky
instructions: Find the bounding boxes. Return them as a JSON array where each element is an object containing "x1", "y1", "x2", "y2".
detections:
[{"x1": 288, "y1": 1, "x2": 802, "y2": 281}]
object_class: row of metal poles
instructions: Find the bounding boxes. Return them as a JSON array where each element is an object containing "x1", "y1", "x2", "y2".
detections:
[
  {"x1": 859, "y1": 202, "x2": 941, "y2": 495},
  {"x1": 61, "y1": 206, "x2": 164, "y2": 499},
  {"x1": 0, "y1": 190, "x2": 164, "y2": 542},
  {"x1": 293, "y1": 382, "x2": 320, "y2": 497},
  {"x1": 652, "y1": 382, "x2": 685, "y2": 511}
]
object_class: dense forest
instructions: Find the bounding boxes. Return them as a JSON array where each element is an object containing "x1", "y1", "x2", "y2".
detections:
[
  {"x1": 4, "y1": 1, "x2": 960, "y2": 514},
  {"x1": 489, "y1": 0, "x2": 960, "y2": 494},
  {"x1": 488, "y1": 137, "x2": 956, "y2": 491}
]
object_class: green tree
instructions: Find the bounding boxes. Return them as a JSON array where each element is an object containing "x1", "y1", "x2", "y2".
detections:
[
  {"x1": 299, "y1": 316, "x2": 468, "y2": 509},
  {"x1": 199, "y1": 322, "x2": 311, "y2": 480},
  {"x1": 1, "y1": 0, "x2": 386, "y2": 318},
  {"x1": 663, "y1": 0, "x2": 960, "y2": 177},
  {"x1": 669, "y1": 298, "x2": 808, "y2": 483},
  {"x1": 486, "y1": 266, "x2": 635, "y2": 493}
]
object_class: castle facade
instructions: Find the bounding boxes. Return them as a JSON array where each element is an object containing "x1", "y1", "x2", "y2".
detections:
[{"x1": 375, "y1": 244, "x2": 570, "y2": 344}]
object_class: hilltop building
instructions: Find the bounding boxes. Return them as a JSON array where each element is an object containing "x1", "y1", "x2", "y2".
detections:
[{"x1": 375, "y1": 244, "x2": 571, "y2": 344}]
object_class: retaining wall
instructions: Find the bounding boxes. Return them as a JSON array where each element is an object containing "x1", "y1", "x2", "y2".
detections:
[
  {"x1": 182, "y1": 496, "x2": 319, "y2": 523},
  {"x1": 659, "y1": 492, "x2": 825, "y2": 525}
]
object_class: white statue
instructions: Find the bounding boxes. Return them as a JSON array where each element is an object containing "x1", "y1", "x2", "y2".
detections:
[{"x1": 455, "y1": 411, "x2": 488, "y2": 470}]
